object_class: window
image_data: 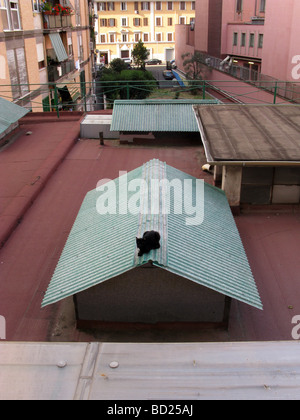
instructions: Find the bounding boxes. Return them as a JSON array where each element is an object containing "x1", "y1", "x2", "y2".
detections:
[
  {"x1": 7, "y1": 47, "x2": 29, "y2": 99},
  {"x1": 122, "y1": 33, "x2": 128, "y2": 42},
  {"x1": 179, "y1": 16, "x2": 186, "y2": 25},
  {"x1": 156, "y1": 33, "x2": 162, "y2": 42},
  {"x1": 258, "y1": 33, "x2": 264, "y2": 48},
  {"x1": 141, "y1": 1, "x2": 150, "y2": 10},
  {"x1": 0, "y1": 0, "x2": 9, "y2": 30},
  {"x1": 38, "y1": 60, "x2": 45, "y2": 70},
  {"x1": 10, "y1": 1, "x2": 21, "y2": 29},
  {"x1": 100, "y1": 34, "x2": 106, "y2": 43},
  {"x1": 168, "y1": 17, "x2": 172, "y2": 26},
  {"x1": 180, "y1": 1, "x2": 186, "y2": 10},
  {"x1": 121, "y1": 17, "x2": 128, "y2": 26},
  {"x1": 98, "y1": 2, "x2": 106, "y2": 11},
  {"x1": 109, "y1": 33, "x2": 115, "y2": 43},
  {"x1": 156, "y1": 1, "x2": 161, "y2": 10},
  {"x1": 121, "y1": 2, "x2": 127, "y2": 11},
  {"x1": 134, "y1": 32, "x2": 141, "y2": 42},
  {"x1": 191, "y1": 1, "x2": 195, "y2": 10},
  {"x1": 260, "y1": 0, "x2": 266, "y2": 12},
  {"x1": 32, "y1": 0, "x2": 41, "y2": 12},
  {"x1": 167, "y1": 33, "x2": 173, "y2": 41},
  {"x1": 74, "y1": 0, "x2": 81, "y2": 26},
  {"x1": 167, "y1": 1, "x2": 173, "y2": 10},
  {"x1": 107, "y1": 1, "x2": 114, "y2": 11},
  {"x1": 108, "y1": 18, "x2": 115, "y2": 27},
  {"x1": 143, "y1": 33, "x2": 149, "y2": 42},
  {"x1": 100, "y1": 18, "x2": 107, "y2": 27},
  {"x1": 133, "y1": 17, "x2": 141, "y2": 26},
  {"x1": 249, "y1": 33, "x2": 255, "y2": 48},
  {"x1": 236, "y1": 0, "x2": 242, "y2": 13},
  {"x1": 241, "y1": 32, "x2": 246, "y2": 46},
  {"x1": 1, "y1": 0, "x2": 21, "y2": 30},
  {"x1": 134, "y1": 2, "x2": 138, "y2": 10},
  {"x1": 233, "y1": 32, "x2": 238, "y2": 46},
  {"x1": 143, "y1": 17, "x2": 148, "y2": 26},
  {"x1": 155, "y1": 16, "x2": 162, "y2": 26}
]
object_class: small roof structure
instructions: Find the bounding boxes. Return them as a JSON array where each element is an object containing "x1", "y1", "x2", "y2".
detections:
[
  {"x1": 193, "y1": 104, "x2": 300, "y2": 164},
  {"x1": 0, "y1": 97, "x2": 29, "y2": 138},
  {"x1": 42, "y1": 159, "x2": 262, "y2": 310},
  {"x1": 110, "y1": 99, "x2": 219, "y2": 132}
]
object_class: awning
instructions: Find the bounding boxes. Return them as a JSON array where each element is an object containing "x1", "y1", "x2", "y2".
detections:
[{"x1": 49, "y1": 33, "x2": 68, "y2": 62}]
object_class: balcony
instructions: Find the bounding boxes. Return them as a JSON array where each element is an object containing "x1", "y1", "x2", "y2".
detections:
[
  {"x1": 43, "y1": 13, "x2": 72, "y2": 30},
  {"x1": 47, "y1": 59, "x2": 75, "y2": 82}
]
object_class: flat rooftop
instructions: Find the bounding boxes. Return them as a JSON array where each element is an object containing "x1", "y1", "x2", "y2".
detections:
[
  {"x1": 0, "y1": 113, "x2": 299, "y2": 342},
  {"x1": 194, "y1": 104, "x2": 300, "y2": 163}
]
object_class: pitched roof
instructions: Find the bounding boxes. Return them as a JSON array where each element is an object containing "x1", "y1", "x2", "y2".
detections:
[
  {"x1": 42, "y1": 159, "x2": 262, "y2": 310},
  {"x1": 110, "y1": 99, "x2": 219, "y2": 132},
  {"x1": 193, "y1": 104, "x2": 300, "y2": 163},
  {"x1": 0, "y1": 97, "x2": 29, "y2": 136}
]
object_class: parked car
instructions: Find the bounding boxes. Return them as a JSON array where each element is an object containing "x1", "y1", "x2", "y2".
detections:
[
  {"x1": 145, "y1": 58, "x2": 162, "y2": 65},
  {"x1": 163, "y1": 70, "x2": 174, "y2": 80},
  {"x1": 170, "y1": 59, "x2": 177, "y2": 69}
]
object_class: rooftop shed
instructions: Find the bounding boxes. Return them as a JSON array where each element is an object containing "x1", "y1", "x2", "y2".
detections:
[
  {"x1": 0, "y1": 97, "x2": 29, "y2": 140},
  {"x1": 193, "y1": 104, "x2": 300, "y2": 208},
  {"x1": 42, "y1": 159, "x2": 262, "y2": 327},
  {"x1": 110, "y1": 99, "x2": 219, "y2": 133}
]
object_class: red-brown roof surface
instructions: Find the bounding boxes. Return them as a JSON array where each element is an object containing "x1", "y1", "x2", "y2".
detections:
[{"x1": 0, "y1": 113, "x2": 299, "y2": 342}]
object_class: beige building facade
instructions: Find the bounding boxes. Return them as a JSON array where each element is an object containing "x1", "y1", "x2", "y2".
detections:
[
  {"x1": 0, "y1": 0, "x2": 93, "y2": 112},
  {"x1": 94, "y1": 0, "x2": 195, "y2": 64}
]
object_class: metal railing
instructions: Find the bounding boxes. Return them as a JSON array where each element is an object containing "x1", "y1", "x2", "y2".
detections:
[
  {"x1": 0, "y1": 78, "x2": 299, "y2": 119},
  {"x1": 198, "y1": 52, "x2": 300, "y2": 104}
]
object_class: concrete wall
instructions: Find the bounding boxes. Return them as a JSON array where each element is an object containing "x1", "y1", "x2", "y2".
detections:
[
  {"x1": 240, "y1": 166, "x2": 300, "y2": 205},
  {"x1": 261, "y1": 0, "x2": 300, "y2": 82},
  {"x1": 75, "y1": 265, "x2": 226, "y2": 324}
]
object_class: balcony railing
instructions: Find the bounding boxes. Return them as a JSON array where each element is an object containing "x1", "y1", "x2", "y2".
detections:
[
  {"x1": 43, "y1": 13, "x2": 72, "y2": 29},
  {"x1": 47, "y1": 59, "x2": 75, "y2": 82}
]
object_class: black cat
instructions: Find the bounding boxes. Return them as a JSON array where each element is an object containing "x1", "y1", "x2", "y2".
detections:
[{"x1": 136, "y1": 230, "x2": 161, "y2": 257}]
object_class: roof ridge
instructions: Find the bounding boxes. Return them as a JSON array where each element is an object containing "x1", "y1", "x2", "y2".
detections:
[{"x1": 135, "y1": 159, "x2": 168, "y2": 266}]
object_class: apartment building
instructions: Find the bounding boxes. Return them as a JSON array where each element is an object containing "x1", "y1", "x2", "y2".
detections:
[
  {"x1": 0, "y1": 0, "x2": 93, "y2": 112},
  {"x1": 94, "y1": 0, "x2": 195, "y2": 64},
  {"x1": 176, "y1": 0, "x2": 300, "y2": 84}
]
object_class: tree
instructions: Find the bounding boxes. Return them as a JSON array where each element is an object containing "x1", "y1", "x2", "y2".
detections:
[
  {"x1": 181, "y1": 51, "x2": 205, "y2": 80},
  {"x1": 131, "y1": 40, "x2": 149, "y2": 69},
  {"x1": 181, "y1": 51, "x2": 205, "y2": 95},
  {"x1": 109, "y1": 58, "x2": 128, "y2": 73},
  {"x1": 100, "y1": 67, "x2": 157, "y2": 107}
]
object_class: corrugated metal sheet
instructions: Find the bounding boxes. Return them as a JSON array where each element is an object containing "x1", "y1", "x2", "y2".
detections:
[
  {"x1": 1, "y1": 341, "x2": 300, "y2": 400},
  {"x1": 42, "y1": 159, "x2": 262, "y2": 309},
  {"x1": 0, "y1": 97, "x2": 29, "y2": 136},
  {"x1": 49, "y1": 33, "x2": 68, "y2": 63},
  {"x1": 110, "y1": 99, "x2": 219, "y2": 132}
]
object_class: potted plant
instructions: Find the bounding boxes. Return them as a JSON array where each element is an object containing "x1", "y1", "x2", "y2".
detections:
[{"x1": 40, "y1": 1, "x2": 53, "y2": 14}]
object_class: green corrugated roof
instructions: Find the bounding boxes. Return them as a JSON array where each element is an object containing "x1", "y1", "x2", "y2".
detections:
[
  {"x1": 110, "y1": 99, "x2": 219, "y2": 132},
  {"x1": 0, "y1": 97, "x2": 29, "y2": 136},
  {"x1": 42, "y1": 159, "x2": 262, "y2": 310},
  {"x1": 49, "y1": 33, "x2": 68, "y2": 62}
]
